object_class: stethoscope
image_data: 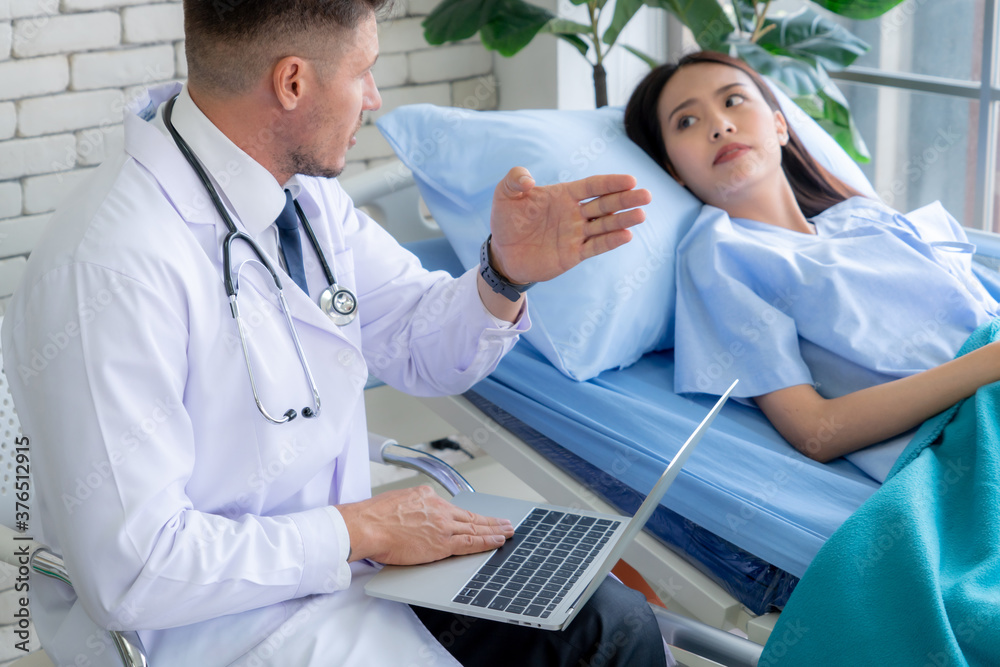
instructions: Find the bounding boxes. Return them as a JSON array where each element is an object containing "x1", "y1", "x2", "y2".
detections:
[{"x1": 163, "y1": 94, "x2": 358, "y2": 424}]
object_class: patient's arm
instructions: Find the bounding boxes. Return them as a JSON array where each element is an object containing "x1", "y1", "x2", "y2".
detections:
[
  {"x1": 337, "y1": 485, "x2": 515, "y2": 565},
  {"x1": 754, "y1": 341, "x2": 1000, "y2": 462}
]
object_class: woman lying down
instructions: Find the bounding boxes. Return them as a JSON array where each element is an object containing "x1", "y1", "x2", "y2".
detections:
[{"x1": 625, "y1": 51, "x2": 1000, "y2": 481}]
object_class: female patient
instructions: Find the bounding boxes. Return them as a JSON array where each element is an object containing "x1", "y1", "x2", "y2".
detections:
[{"x1": 625, "y1": 51, "x2": 1000, "y2": 467}]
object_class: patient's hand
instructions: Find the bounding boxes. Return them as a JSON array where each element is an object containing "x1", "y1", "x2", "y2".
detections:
[
  {"x1": 488, "y1": 167, "x2": 651, "y2": 285},
  {"x1": 337, "y1": 485, "x2": 514, "y2": 565}
]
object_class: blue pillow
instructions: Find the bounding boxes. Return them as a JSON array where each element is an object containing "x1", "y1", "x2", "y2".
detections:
[
  {"x1": 376, "y1": 93, "x2": 875, "y2": 381},
  {"x1": 377, "y1": 104, "x2": 702, "y2": 381}
]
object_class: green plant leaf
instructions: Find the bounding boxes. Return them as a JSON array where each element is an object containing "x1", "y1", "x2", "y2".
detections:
[
  {"x1": 734, "y1": 42, "x2": 869, "y2": 162},
  {"x1": 796, "y1": 88, "x2": 871, "y2": 162},
  {"x1": 538, "y1": 18, "x2": 593, "y2": 58},
  {"x1": 422, "y1": 0, "x2": 506, "y2": 45},
  {"x1": 732, "y1": 0, "x2": 758, "y2": 33},
  {"x1": 621, "y1": 43, "x2": 661, "y2": 68},
  {"x1": 810, "y1": 0, "x2": 906, "y2": 20},
  {"x1": 480, "y1": 2, "x2": 557, "y2": 56},
  {"x1": 756, "y1": 7, "x2": 868, "y2": 71},
  {"x1": 541, "y1": 18, "x2": 595, "y2": 35},
  {"x1": 603, "y1": 0, "x2": 644, "y2": 47},
  {"x1": 733, "y1": 40, "x2": 831, "y2": 95},
  {"x1": 561, "y1": 33, "x2": 593, "y2": 57},
  {"x1": 651, "y1": 0, "x2": 736, "y2": 51},
  {"x1": 422, "y1": 0, "x2": 558, "y2": 57}
]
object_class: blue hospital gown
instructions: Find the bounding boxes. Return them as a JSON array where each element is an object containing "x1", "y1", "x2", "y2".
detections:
[{"x1": 674, "y1": 197, "x2": 1000, "y2": 479}]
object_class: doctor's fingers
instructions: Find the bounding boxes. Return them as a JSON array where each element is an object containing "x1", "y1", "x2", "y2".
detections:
[
  {"x1": 566, "y1": 173, "x2": 639, "y2": 201},
  {"x1": 578, "y1": 187, "x2": 651, "y2": 221},
  {"x1": 449, "y1": 508, "x2": 515, "y2": 536}
]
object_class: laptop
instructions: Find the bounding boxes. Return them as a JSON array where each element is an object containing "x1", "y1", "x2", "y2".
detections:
[{"x1": 365, "y1": 379, "x2": 738, "y2": 631}]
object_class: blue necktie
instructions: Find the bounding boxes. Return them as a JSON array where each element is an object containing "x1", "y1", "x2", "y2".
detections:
[{"x1": 274, "y1": 189, "x2": 309, "y2": 293}]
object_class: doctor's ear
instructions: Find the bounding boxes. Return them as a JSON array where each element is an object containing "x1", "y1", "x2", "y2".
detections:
[{"x1": 273, "y1": 56, "x2": 307, "y2": 111}]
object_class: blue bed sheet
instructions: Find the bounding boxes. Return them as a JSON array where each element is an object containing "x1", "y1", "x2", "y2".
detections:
[{"x1": 470, "y1": 342, "x2": 881, "y2": 580}]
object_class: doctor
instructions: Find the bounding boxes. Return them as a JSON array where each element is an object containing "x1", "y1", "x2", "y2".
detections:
[{"x1": 1, "y1": 1, "x2": 666, "y2": 666}]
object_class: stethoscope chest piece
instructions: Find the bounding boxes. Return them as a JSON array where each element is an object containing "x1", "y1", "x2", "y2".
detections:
[{"x1": 320, "y1": 284, "x2": 358, "y2": 326}]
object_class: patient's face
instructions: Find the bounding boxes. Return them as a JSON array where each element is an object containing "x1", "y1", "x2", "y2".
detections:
[{"x1": 657, "y1": 63, "x2": 788, "y2": 208}]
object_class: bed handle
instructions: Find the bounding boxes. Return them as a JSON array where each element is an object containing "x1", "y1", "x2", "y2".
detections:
[
  {"x1": 368, "y1": 432, "x2": 475, "y2": 497},
  {"x1": 652, "y1": 605, "x2": 763, "y2": 667}
]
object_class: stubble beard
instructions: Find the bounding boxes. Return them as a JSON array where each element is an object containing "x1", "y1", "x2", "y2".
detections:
[{"x1": 285, "y1": 113, "x2": 365, "y2": 180}]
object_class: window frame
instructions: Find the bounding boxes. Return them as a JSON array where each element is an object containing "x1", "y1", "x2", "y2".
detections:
[{"x1": 829, "y1": 0, "x2": 1000, "y2": 231}]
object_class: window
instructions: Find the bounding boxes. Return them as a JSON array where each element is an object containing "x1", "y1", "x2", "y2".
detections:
[{"x1": 812, "y1": 0, "x2": 998, "y2": 231}]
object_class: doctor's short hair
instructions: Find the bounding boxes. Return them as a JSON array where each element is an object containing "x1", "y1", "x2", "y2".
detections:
[
  {"x1": 624, "y1": 50, "x2": 860, "y2": 219},
  {"x1": 183, "y1": 0, "x2": 392, "y2": 96}
]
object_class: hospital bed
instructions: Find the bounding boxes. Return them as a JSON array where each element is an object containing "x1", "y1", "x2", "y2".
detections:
[{"x1": 343, "y1": 156, "x2": 1000, "y2": 653}]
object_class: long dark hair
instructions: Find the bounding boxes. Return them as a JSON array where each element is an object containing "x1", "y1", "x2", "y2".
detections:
[{"x1": 625, "y1": 51, "x2": 861, "y2": 218}]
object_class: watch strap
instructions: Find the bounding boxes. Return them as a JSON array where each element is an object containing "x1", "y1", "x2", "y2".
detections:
[{"x1": 479, "y1": 235, "x2": 534, "y2": 302}]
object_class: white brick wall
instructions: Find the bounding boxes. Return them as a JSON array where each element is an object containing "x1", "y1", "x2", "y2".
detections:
[
  {"x1": 9, "y1": 0, "x2": 59, "y2": 19},
  {"x1": 122, "y1": 3, "x2": 183, "y2": 44},
  {"x1": 11, "y1": 11, "x2": 120, "y2": 57},
  {"x1": 0, "y1": 103, "x2": 14, "y2": 139},
  {"x1": 71, "y1": 44, "x2": 175, "y2": 89},
  {"x1": 17, "y1": 89, "x2": 124, "y2": 136},
  {"x1": 0, "y1": 20, "x2": 11, "y2": 59},
  {"x1": 63, "y1": 0, "x2": 150, "y2": 10},
  {"x1": 409, "y1": 42, "x2": 492, "y2": 84},
  {"x1": 0, "y1": 1, "x2": 497, "y2": 253},
  {"x1": 22, "y1": 167, "x2": 95, "y2": 213},
  {"x1": 0, "y1": 182, "x2": 21, "y2": 218},
  {"x1": 0, "y1": 55, "x2": 68, "y2": 100},
  {"x1": 0, "y1": 134, "x2": 76, "y2": 180}
]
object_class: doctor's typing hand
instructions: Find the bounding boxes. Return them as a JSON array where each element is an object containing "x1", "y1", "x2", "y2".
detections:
[
  {"x1": 338, "y1": 486, "x2": 515, "y2": 565},
  {"x1": 487, "y1": 167, "x2": 651, "y2": 286}
]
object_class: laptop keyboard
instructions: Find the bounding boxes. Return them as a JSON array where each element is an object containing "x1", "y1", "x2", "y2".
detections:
[{"x1": 451, "y1": 508, "x2": 621, "y2": 619}]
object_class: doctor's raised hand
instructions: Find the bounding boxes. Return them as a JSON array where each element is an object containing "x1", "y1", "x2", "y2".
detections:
[{"x1": 477, "y1": 168, "x2": 652, "y2": 321}]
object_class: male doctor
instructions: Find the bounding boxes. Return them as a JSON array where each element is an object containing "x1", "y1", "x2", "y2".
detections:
[{"x1": 1, "y1": 1, "x2": 667, "y2": 665}]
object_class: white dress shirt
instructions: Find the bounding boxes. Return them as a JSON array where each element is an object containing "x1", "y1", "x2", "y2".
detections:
[{"x1": 2, "y1": 82, "x2": 528, "y2": 666}]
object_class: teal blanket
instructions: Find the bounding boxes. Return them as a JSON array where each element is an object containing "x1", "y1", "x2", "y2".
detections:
[{"x1": 760, "y1": 319, "x2": 1000, "y2": 666}]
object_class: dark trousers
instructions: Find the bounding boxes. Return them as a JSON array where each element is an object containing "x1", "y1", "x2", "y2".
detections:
[{"x1": 412, "y1": 578, "x2": 667, "y2": 667}]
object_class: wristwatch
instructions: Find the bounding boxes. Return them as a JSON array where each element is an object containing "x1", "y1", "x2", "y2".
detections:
[{"x1": 479, "y1": 234, "x2": 535, "y2": 302}]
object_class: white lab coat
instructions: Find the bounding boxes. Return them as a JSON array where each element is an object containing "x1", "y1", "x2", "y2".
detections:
[{"x1": 1, "y1": 82, "x2": 527, "y2": 666}]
